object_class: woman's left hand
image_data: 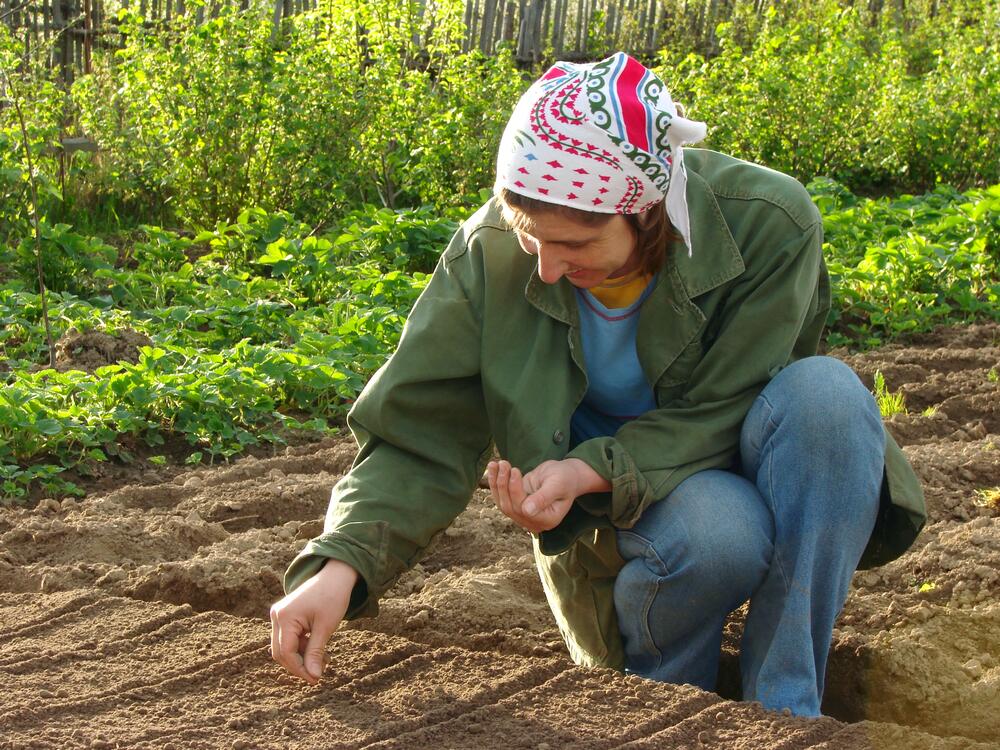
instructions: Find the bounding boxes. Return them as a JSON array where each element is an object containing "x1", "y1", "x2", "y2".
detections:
[{"x1": 487, "y1": 458, "x2": 608, "y2": 534}]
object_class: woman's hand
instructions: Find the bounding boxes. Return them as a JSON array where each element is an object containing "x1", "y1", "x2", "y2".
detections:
[
  {"x1": 487, "y1": 458, "x2": 609, "y2": 534},
  {"x1": 269, "y1": 559, "x2": 358, "y2": 684}
]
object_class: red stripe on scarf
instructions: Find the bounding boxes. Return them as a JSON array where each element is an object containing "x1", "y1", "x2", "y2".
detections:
[{"x1": 615, "y1": 56, "x2": 650, "y2": 152}]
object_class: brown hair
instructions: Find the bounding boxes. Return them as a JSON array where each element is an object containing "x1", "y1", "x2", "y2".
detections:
[{"x1": 495, "y1": 187, "x2": 679, "y2": 276}]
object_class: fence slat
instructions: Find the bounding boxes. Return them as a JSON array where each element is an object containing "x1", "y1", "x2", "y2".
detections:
[{"x1": 479, "y1": 0, "x2": 497, "y2": 53}]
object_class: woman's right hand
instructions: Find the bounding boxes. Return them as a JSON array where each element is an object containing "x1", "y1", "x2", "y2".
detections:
[{"x1": 269, "y1": 558, "x2": 358, "y2": 684}]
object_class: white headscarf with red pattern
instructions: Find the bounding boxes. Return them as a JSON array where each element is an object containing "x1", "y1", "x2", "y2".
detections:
[{"x1": 495, "y1": 52, "x2": 707, "y2": 253}]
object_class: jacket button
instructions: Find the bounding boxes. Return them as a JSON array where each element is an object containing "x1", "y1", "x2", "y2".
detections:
[{"x1": 552, "y1": 430, "x2": 565, "y2": 445}]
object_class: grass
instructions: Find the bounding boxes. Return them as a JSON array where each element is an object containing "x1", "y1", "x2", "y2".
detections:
[{"x1": 873, "y1": 370, "x2": 907, "y2": 418}]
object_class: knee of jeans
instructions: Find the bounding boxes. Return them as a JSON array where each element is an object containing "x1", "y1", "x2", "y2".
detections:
[
  {"x1": 767, "y1": 357, "x2": 881, "y2": 438},
  {"x1": 615, "y1": 524, "x2": 770, "y2": 607},
  {"x1": 613, "y1": 554, "x2": 657, "y2": 618}
]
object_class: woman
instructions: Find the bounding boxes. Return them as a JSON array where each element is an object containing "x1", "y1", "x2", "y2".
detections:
[{"x1": 270, "y1": 52, "x2": 925, "y2": 717}]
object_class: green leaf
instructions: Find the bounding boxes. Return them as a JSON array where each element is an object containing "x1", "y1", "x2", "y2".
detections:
[{"x1": 33, "y1": 419, "x2": 64, "y2": 436}]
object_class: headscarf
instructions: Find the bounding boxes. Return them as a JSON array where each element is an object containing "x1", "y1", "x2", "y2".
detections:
[{"x1": 495, "y1": 52, "x2": 707, "y2": 254}]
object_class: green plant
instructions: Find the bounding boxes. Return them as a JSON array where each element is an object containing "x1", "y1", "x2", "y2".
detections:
[
  {"x1": 974, "y1": 488, "x2": 1000, "y2": 509},
  {"x1": 658, "y1": 0, "x2": 1000, "y2": 193},
  {"x1": 873, "y1": 370, "x2": 907, "y2": 418},
  {"x1": 0, "y1": 206, "x2": 436, "y2": 503},
  {"x1": 817, "y1": 181, "x2": 1000, "y2": 348}
]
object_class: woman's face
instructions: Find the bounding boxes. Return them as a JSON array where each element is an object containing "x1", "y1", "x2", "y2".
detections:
[{"x1": 511, "y1": 210, "x2": 640, "y2": 288}]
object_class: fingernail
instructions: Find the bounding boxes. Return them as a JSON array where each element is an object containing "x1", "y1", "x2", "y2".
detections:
[{"x1": 523, "y1": 501, "x2": 536, "y2": 515}]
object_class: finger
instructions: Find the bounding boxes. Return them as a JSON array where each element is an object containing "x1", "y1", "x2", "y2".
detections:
[
  {"x1": 303, "y1": 619, "x2": 337, "y2": 681},
  {"x1": 508, "y1": 467, "x2": 527, "y2": 515},
  {"x1": 269, "y1": 605, "x2": 281, "y2": 664},
  {"x1": 274, "y1": 614, "x2": 313, "y2": 683},
  {"x1": 522, "y1": 487, "x2": 552, "y2": 517},
  {"x1": 487, "y1": 461, "x2": 499, "y2": 503},
  {"x1": 495, "y1": 460, "x2": 512, "y2": 518}
]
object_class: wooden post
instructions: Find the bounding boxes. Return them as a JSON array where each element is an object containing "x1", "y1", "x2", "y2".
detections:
[
  {"x1": 532, "y1": 0, "x2": 543, "y2": 61},
  {"x1": 44, "y1": 0, "x2": 55, "y2": 68},
  {"x1": 462, "y1": 0, "x2": 472, "y2": 52},
  {"x1": 493, "y1": 0, "x2": 505, "y2": 49},
  {"x1": 542, "y1": 0, "x2": 552, "y2": 53},
  {"x1": 501, "y1": 0, "x2": 514, "y2": 43},
  {"x1": 52, "y1": 0, "x2": 68, "y2": 83},
  {"x1": 479, "y1": 0, "x2": 496, "y2": 54},
  {"x1": 470, "y1": 0, "x2": 481, "y2": 52},
  {"x1": 73, "y1": 12, "x2": 81, "y2": 76},
  {"x1": 270, "y1": 0, "x2": 282, "y2": 41},
  {"x1": 646, "y1": 0, "x2": 656, "y2": 51},
  {"x1": 573, "y1": 0, "x2": 584, "y2": 54},
  {"x1": 550, "y1": 0, "x2": 561, "y2": 55},
  {"x1": 82, "y1": 0, "x2": 91, "y2": 73},
  {"x1": 25, "y1": 0, "x2": 33, "y2": 60},
  {"x1": 703, "y1": 0, "x2": 719, "y2": 51},
  {"x1": 605, "y1": 1, "x2": 615, "y2": 50}
]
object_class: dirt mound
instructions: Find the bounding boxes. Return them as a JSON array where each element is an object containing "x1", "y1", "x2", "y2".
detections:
[
  {"x1": 52, "y1": 328, "x2": 153, "y2": 372},
  {"x1": 1, "y1": 322, "x2": 998, "y2": 748}
]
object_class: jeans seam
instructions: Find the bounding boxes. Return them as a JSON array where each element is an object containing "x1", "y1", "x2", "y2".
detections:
[
  {"x1": 641, "y1": 573, "x2": 664, "y2": 673},
  {"x1": 619, "y1": 530, "x2": 668, "y2": 672},
  {"x1": 762, "y1": 411, "x2": 791, "y2": 594}
]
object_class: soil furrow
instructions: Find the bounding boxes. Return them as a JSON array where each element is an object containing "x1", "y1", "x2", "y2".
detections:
[
  {"x1": 0, "y1": 322, "x2": 997, "y2": 748},
  {"x1": 0, "y1": 590, "x2": 103, "y2": 637},
  {"x1": 0, "y1": 641, "x2": 272, "y2": 729}
]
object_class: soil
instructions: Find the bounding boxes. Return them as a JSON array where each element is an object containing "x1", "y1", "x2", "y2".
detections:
[
  {"x1": 1, "y1": 322, "x2": 998, "y2": 749},
  {"x1": 52, "y1": 328, "x2": 154, "y2": 373}
]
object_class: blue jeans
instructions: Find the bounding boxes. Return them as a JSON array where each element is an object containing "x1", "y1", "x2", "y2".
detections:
[{"x1": 613, "y1": 356, "x2": 883, "y2": 717}]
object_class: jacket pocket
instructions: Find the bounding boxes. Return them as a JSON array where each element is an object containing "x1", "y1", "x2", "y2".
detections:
[{"x1": 655, "y1": 340, "x2": 703, "y2": 404}]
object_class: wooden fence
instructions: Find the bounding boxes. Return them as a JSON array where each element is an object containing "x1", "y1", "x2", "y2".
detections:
[
  {"x1": 464, "y1": 0, "x2": 665, "y2": 62},
  {"x1": 2, "y1": 0, "x2": 814, "y2": 84},
  {"x1": 0, "y1": 0, "x2": 690, "y2": 80}
]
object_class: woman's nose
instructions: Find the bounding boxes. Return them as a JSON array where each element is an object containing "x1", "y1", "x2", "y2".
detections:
[{"x1": 536, "y1": 245, "x2": 565, "y2": 284}]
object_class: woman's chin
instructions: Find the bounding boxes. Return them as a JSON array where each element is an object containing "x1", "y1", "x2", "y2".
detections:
[{"x1": 566, "y1": 273, "x2": 604, "y2": 288}]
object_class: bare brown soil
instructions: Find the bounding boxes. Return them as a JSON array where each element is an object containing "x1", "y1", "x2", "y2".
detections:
[
  {"x1": 52, "y1": 328, "x2": 154, "y2": 373},
  {"x1": 1, "y1": 322, "x2": 998, "y2": 749}
]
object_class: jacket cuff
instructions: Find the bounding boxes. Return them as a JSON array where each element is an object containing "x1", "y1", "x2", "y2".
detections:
[
  {"x1": 283, "y1": 533, "x2": 382, "y2": 619},
  {"x1": 565, "y1": 437, "x2": 657, "y2": 528}
]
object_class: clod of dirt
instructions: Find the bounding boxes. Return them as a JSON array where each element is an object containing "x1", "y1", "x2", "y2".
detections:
[{"x1": 52, "y1": 328, "x2": 153, "y2": 372}]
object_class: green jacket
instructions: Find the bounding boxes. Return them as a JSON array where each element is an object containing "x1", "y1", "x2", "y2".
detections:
[{"x1": 284, "y1": 149, "x2": 926, "y2": 670}]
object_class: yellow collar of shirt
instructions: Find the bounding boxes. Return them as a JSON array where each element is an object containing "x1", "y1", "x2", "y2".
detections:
[{"x1": 587, "y1": 268, "x2": 653, "y2": 310}]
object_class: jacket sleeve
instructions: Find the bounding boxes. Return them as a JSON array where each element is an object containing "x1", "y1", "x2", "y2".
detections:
[
  {"x1": 282, "y1": 237, "x2": 492, "y2": 617},
  {"x1": 565, "y1": 211, "x2": 827, "y2": 530}
]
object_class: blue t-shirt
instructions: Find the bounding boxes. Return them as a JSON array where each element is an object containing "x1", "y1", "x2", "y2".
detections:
[{"x1": 570, "y1": 278, "x2": 657, "y2": 444}]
